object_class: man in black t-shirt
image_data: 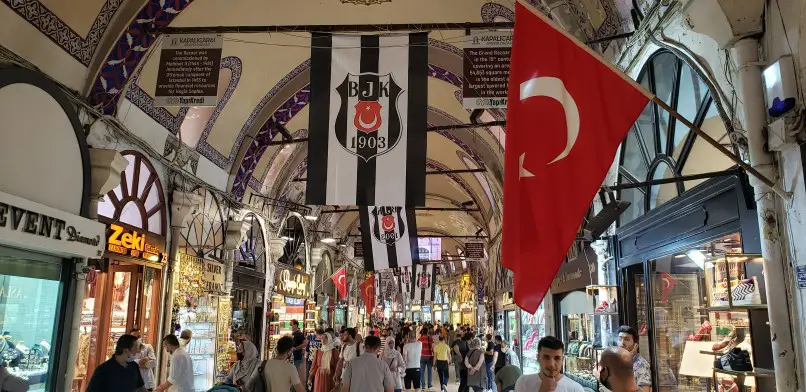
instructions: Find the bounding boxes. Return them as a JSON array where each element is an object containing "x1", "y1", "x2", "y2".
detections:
[
  {"x1": 86, "y1": 334, "x2": 146, "y2": 392},
  {"x1": 493, "y1": 335, "x2": 507, "y2": 374},
  {"x1": 291, "y1": 319, "x2": 308, "y2": 386},
  {"x1": 484, "y1": 334, "x2": 496, "y2": 391}
]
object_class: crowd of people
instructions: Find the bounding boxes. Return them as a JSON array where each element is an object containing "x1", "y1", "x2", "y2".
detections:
[{"x1": 85, "y1": 320, "x2": 651, "y2": 392}]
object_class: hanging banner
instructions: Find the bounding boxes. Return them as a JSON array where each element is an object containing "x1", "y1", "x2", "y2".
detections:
[
  {"x1": 359, "y1": 206, "x2": 419, "y2": 271},
  {"x1": 306, "y1": 33, "x2": 429, "y2": 206},
  {"x1": 476, "y1": 268, "x2": 485, "y2": 305},
  {"x1": 463, "y1": 31, "x2": 512, "y2": 109},
  {"x1": 464, "y1": 239, "x2": 486, "y2": 263},
  {"x1": 155, "y1": 34, "x2": 223, "y2": 107},
  {"x1": 407, "y1": 264, "x2": 438, "y2": 303}
]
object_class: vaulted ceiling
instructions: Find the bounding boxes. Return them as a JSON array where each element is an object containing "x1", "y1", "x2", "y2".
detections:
[{"x1": 1, "y1": 0, "x2": 634, "y2": 252}]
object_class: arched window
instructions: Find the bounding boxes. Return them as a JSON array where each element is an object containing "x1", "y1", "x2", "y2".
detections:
[
  {"x1": 236, "y1": 213, "x2": 266, "y2": 272},
  {"x1": 97, "y1": 150, "x2": 167, "y2": 235},
  {"x1": 180, "y1": 187, "x2": 225, "y2": 259},
  {"x1": 618, "y1": 51, "x2": 735, "y2": 226},
  {"x1": 279, "y1": 215, "x2": 307, "y2": 271}
]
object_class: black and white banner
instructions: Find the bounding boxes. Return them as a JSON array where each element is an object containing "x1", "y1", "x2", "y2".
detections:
[
  {"x1": 360, "y1": 206, "x2": 419, "y2": 271},
  {"x1": 408, "y1": 264, "x2": 438, "y2": 303},
  {"x1": 306, "y1": 33, "x2": 428, "y2": 206}
]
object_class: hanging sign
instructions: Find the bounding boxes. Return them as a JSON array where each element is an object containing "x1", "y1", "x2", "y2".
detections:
[
  {"x1": 275, "y1": 267, "x2": 311, "y2": 298},
  {"x1": 353, "y1": 241, "x2": 364, "y2": 258},
  {"x1": 105, "y1": 223, "x2": 166, "y2": 264},
  {"x1": 462, "y1": 32, "x2": 512, "y2": 109},
  {"x1": 203, "y1": 259, "x2": 225, "y2": 293},
  {"x1": 465, "y1": 239, "x2": 486, "y2": 262},
  {"x1": 551, "y1": 246, "x2": 597, "y2": 293},
  {"x1": 0, "y1": 190, "x2": 104, "y2": 258},
  {"x1": 155, "y1": 34, "x2": 223, "y2": 107}
]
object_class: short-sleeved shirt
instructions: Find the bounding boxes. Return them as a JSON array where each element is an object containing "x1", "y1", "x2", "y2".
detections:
[
  {"x1": 418, "y1": 336, "x2": 433, "y2": 357},
  {"x1": 293, "y1": 330, "x2": 306, "y2": 361},
  {"x1": 85, "y1": 358, "x2": 144, "y2": 392},
  {"x1": 514, "y1": 374, "x2": 584, "y2": 392},
  {"x1": 264, "y1": 359, "x2": 302, "y2": 392},
  {"x1": 451, "y1": 340, "x2": 468, "y2": 368},
  {"x1": 484, "y1": 342, "x2": 495, "y2": 364},
  {"x1": 633, "y1": 354, "x2": 652, "y2": 387},
  {"x1": 494, "y1": 345, "x2": 506, "y2": 368},
  {"x1": 495, "y1": 365, "x2": 522, "y2": 390},
  {"x1": 167, "y1": 347, "x2": 195, "y2": 392},
  {"x1": 434, "y1": 342, "x2": 450, "y2": 361},
  {"x1": 344, "y1": 353, "x2": 396, "y2": 392}
]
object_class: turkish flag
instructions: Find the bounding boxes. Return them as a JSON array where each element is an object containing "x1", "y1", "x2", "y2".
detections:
[
  {"x1": 503, "y1": 0, "x2": 652, "y2": 312},
  {"x1": 332, "y1": 266, "x2": 348, "y2": 298},
  {"x1": 360, "y1": 275, "x2": 376, "y2": 312}
]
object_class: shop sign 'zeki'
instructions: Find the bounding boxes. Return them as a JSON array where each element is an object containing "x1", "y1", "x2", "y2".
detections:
[{"x1": 105, "y1": 223, "x2": 165, "y2": 263}]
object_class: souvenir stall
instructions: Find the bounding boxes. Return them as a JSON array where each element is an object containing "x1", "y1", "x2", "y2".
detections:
[
  {"x1": 169, "y1": 188, "x2": 232, "y2": 390},
  {"x1": 551, "y1": 246, "x2": 607, "y2": 392},
  {"x1": 267, "y1": 266, "x2": 311, "y2": 357},
  {"x1": 232, "y1": 213, "x2": 267, "y2": 345},
  {"x1": 0, "y1": 66, "x2": 107, "y2": 392},
  {"x1": 75, "y1": 151, "x2": 168, "y2": 392},
  {"x1": 441, "y1": 273, "x2": 475, "y2": 326}
]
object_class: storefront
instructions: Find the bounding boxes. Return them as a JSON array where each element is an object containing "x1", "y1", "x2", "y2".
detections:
[
  {"x1": 614, "y1": 51, "x2": 775, "y2": 391},
  {"x1": 551, "y1": 246, "x2": 606, "y2": 391},
  {"x1": 75, "y1": 150, "x2": 168, "y2": 392},
  {"x1": 494, "y1": 292, "x2": 518, "y2": 345},
  {"x1": 232, "y1": 212, "x2": 266, "y2": 345},
  {"x1": 267, "y1": 265, "x2": 311, "y2": 357},
  {"x1": 0, "y1": 66, "x2": 106, "y2": 392}
]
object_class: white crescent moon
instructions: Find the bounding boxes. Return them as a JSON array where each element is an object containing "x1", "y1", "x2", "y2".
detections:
[
  {"x1": 338, "y1": 275, "x2": 346, "y2": 285},
  {"x1": 520, "y1": 77, "x2": 580, "y2": 164}
]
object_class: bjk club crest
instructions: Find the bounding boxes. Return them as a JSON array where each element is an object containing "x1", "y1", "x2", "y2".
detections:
[
  {"x1": 371, "y1": 206, "x2": 405, "y2": 245},
  {"x1": 417, "y1": 271, "x2": 431, "y2": 289},
  {"x1": 335, "y1": 73, "x2": 403, "y2": 161}
]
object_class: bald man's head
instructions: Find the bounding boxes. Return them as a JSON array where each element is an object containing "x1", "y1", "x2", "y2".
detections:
[{"x1": 598, "y1": 347, "x2": 635, "y2": 391}]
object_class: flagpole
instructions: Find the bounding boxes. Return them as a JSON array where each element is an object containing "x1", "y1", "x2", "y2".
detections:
[
  {"x1": 652, "y1": 96, "x2": 791, "y2": 201},
  {"x1": 311, "y1": 266, "x2": 345, "y2": 293}
]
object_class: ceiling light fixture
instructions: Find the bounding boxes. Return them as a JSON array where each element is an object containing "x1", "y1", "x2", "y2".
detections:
[
  {"x1": 340, "y1": 0, "x2": 392, "y2": 4},
  {"x1": 321, "y1": 237, "x2": 337, "y2": 243},
  {"x1": 304, "y1": 215, "x2": 318, "y2": 221}
]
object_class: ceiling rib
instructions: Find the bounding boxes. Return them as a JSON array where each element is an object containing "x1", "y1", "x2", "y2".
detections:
[
  {"x1": 320, "y1": 207, "x2": 479, "y2": 213},
  {"x1": 153, "y1": 22, "x2": 515, "y2": 34},
  {"x1": 291, "y1": 168, "x2": 486, "y2": 182}
]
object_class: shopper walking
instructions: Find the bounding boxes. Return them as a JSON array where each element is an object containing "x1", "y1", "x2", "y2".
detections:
[
  {"x1": 292, "y1": 320, "x2": 309, "y2": 386},
  {"x1": 130, "y1": 328, "x2": 156, "y2": 391},
  {"x1": 334, "y1": 328, "x2": 363, "y2": 387},
  {"x1": 418, "y1": 329, "x2": 434, "y2": 390},
  {"x1": 432, "y1": 334, "x2": 451, "y2": 392},
  {"x1": 402, "y1": 331, "x2": 422, "y2": 392},
  {"x1": 85, "y1": 334, "x2": 146, "y2": 392},
  {"x1": 484, "y1": 334, "x2": 495, "y2": 392},
  {"x1": 597, "y1": 347, "x2": 643, "y2": 392},
  {"x1": 309, "y1": 332, "x2": 339, "y2": 392},
  {"x1": 259, "y1": 336, "x2": 305, "y2": 392},
  {"x1": 223, "y1": 340, "x2": 261, "y2": 387},
  {"x1": 381, "y1": 336, "x2": 405, "y2": 392},
  {"x1": 452, "y1": 333, "x2": 471, "y2": 392},
  {"x1": 155, "y1": 334, "x2": 194, "y2": 392},
  {"x1": 341, "y1": 336, "x2": 395, "y2": 392},
  {"x1": 464, "y1": 339, "x2": 487, "y2": 392}
]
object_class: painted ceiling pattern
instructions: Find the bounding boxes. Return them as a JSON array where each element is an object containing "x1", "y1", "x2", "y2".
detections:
[{"x1": 3, "y1": 0, "x2": 629, "y2": 249}]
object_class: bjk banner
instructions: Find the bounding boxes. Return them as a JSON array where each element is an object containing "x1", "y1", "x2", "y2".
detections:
[{"x1": 502, "y1": 0, "x2": 651, "y2": 312}]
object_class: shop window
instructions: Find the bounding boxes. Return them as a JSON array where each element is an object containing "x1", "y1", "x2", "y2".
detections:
[
  {"x1": 617, "y1": 51, "x2": 734, "y2": 226},
  {"x1": 97, "y1": 151, "x2": 167, "y2": 236}
]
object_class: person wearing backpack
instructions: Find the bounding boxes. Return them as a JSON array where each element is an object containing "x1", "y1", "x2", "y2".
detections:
[
  {"x1": 249, "y1": 336, "x2": 305, "y2": 392},
  {"x1": 334, "y1": 328, "x2": 363, "y2": 389}
]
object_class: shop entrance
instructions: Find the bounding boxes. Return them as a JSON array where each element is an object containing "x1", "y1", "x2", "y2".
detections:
[{"x1": 76, "y1": 261, "x2": 162, "y2": 390}]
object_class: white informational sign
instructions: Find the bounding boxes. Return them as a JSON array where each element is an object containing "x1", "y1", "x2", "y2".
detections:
[
  {"x1": 203, "y1": 259, "x2": 225, "y2": 293},
  {"x1": 155, "y1": 34, "x2": 223, "y2": 107},
  {"x1": 465, "y1": 238, "x2": 486, "y2": 262},
  {"x1": 463, "y1": 32, "x2": 513, "y2": 109},
  {"x1": 0, "y1": 190, "x2": 105, "y2": 258}
]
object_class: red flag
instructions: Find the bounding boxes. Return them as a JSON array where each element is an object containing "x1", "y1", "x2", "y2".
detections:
[
  {"x1": 332, "y1": 266, "x2": 347, "y2": 298},
  {"x1": 503, "y1": 0, "x2": 652, "y2": 312},
  {"x1": 360, "y1": 275, "x2": 376, "y2": 312}
]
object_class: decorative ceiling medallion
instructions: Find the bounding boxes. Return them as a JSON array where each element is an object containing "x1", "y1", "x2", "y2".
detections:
[{"x1": 340, "y1": 0, "x2": 391, "y2": 4}]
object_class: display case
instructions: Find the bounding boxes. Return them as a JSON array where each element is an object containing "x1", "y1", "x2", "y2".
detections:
[
  {"x1": 177, "y1": 295, "x2": 218, "y2": 392},
  {"x1": 216, "y1": 298, "x2": 234, "y2": 382},
  {"x1": 267, "y1": 295, "x2": 306, "y2": 358},
  {"x1": 520, "y1": 303, "x2": 545, "y2": 375}
]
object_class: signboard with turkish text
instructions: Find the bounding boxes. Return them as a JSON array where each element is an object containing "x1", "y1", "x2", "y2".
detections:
[
  {"x1": 275, "y1": 267, "x2": 311, "y2": 298},
  {"x1": 353, "y1": 241, "x2": 363, "y2": 258},
  {"x1": 155, "y1": 34, "x2": 223, "y2": 107},
  {"x1": 464, "y1": 239, "x2": 486, "y2": 262},
  {"x1": 104, "y1": 222, "x2": 166, "y2": 264},
  {"x1": 463, "y1": 32, "x2": 512, "y2": 109},
  {"x1": 0, "y1": 190, "x2": 105, "y2": 258}
]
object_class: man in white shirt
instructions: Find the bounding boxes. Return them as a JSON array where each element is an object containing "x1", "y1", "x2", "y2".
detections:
[
  {"x1": 334, "y1": 328, "x2": 363, "y2": 385},
  {"x1": 130, "y1": 328, "x2": 157, "y2": 391},
  {"x1": 155, "y1": 334, "x2": 194, "y2": 392},
  {"x1": 514, "y1": 336, "x2": 583, "y2": 392},
  {"x1": 402, "y1": 331, "x2": 422, "y2": 392}
]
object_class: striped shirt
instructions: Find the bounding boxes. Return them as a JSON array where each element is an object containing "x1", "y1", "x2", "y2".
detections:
[{"x1": 418, "y1": 336, "x2": 433, "y2": 357}]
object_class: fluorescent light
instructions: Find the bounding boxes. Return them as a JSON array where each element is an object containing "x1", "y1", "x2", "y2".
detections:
[
  {"x1": 686, "y1": 249, "x2": 707, "y2": 269},
  {"x1": 147, "y1": 255, "x2": 160, "y2": 262},
  {"x1": 339, "y1": 244, "x2": 347, "y2": 247},
  {"x1": 321, "y1": 237, "x2": 336, "y2": 243},
  {"x1": 281, "y1": 236, "x2": 292, "y2": 241},
  {"x1": 304, "y1": 215, "x2": 318, "y2": 221}
]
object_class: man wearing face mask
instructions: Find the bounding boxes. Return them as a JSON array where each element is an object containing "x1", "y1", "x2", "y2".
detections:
[
  {"x1": 514, "y1": 337, "x2": 583, "y2": 392},
  {"x1": 85, "y1": 334, "x2": 147, "y2": 392},
  {"x1": 597, "y1": 347, "x2": 642, "y2": 392},
  {"x1": 616, "y1": 326, "x2": 651, "y2": 392}
]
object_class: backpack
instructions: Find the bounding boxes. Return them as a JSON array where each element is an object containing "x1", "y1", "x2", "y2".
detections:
[{"x1": 244, "y1": 360, "x2": 269, "y2": 392}]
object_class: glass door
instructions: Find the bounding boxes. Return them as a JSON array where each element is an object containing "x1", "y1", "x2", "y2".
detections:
[
  {"x1": 104, "y1": 264, "x2": 139, "y2": 360},
  {"x1": 136, "y1": 266, "x2": 161, "y2": 347}
]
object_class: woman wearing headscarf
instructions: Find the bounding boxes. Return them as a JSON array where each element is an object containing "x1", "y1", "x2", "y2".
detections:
[
  {"x1": 223, "y1": 340, "x2": 261, "y2": 387},
  {"x1": 308, "y1": 332, "x2": 338, "y2": 392},
  {"x1": 381, "y1": 336, "x2": 405, "y2": 392},
  {"x1": 464, "y1": 338, "x2": 487, "y2": 392}
]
